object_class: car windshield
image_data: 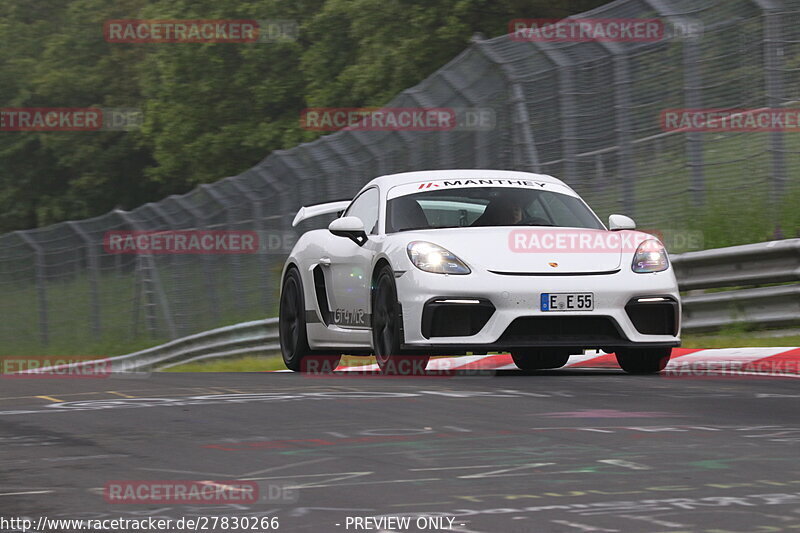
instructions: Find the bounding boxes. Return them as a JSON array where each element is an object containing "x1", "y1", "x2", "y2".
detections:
[{"x1": 386, "y1": 187, "x2": 603, "y2": 233}]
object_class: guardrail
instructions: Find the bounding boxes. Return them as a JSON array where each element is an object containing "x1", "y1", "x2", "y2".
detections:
[
  {"x1": 25, "y1": 319, "x2": 281, "y2": 374},
  {"x1": 672, "y1": 238, "x2": 800, "y2": 332},
  {"x1": 671, "y1": 239, "x2": 800, "y2": 290},
  {"x1": 151, "y1": 319, "x2": 280, "y2": 370},
  {"x1": 27, "y1": 239, "x2": 799, "y2": 372}
]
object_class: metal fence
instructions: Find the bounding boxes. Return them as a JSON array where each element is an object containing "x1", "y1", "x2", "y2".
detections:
[{"x1": 2, "y1": 0, "x2": 800, "y2": 352}]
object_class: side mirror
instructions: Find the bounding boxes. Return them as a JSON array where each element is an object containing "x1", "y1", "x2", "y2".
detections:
[
  {"x1": 329, "y1": 216, "x2": 368, "y2": 246},
  {"x1": 608, "y1": 214, "x2": 636, "y2": 231}
]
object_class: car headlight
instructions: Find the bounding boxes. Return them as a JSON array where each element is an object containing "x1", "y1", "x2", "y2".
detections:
[
  {"x1": 632, "y1": 239, "x2": 669, "y2": 273},
  {"x1": 407, "y1": 241, "x2": 471, "y2": 275}
]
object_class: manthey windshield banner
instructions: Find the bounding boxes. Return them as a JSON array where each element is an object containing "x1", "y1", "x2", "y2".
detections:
[{"x1": 386, "y1": 177, "x2": 577, "y2": 200}]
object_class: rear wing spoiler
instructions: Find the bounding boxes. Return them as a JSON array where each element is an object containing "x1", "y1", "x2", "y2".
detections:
[{"x1": 292, "y1": 200, "x2": 351, "y2": 227}]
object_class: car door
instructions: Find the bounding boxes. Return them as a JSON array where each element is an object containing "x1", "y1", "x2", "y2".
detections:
[{"x1": 323, "y1": 187, "x2": 380, "y2": 329}]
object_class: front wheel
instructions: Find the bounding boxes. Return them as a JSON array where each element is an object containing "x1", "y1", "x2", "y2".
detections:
[
  {"x1": 371, "y1": 266, "x2": 429, "y2": 375},
  {"x1": 615, "y1": 347, "x2": 672, "y2": 374},
  {"x1": 510, "y1": 348, "x2": 571, "y2": 370}
]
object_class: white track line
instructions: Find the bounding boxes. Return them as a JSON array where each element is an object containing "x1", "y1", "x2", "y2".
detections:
[{"x1": 0, "y1": 490, "x2": 54, "y2": 496}]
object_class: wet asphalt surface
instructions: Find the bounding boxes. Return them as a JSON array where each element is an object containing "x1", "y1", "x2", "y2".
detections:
[{"x1": 0, "y1": 369, "x2": 799, "y2": 532}]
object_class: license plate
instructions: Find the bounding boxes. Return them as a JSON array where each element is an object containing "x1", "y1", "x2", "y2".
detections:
[{"x1": 541, "y1": 293, "x2": 594, "y2": 311}]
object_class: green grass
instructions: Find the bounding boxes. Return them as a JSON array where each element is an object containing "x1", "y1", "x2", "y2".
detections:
[
  {"x1": 681, "y1": 334, "x2": 800, "y2": 349},
  {"x1": 681, "y1": 321, "x2": 800, "y2": 348},
  {"x1": 163, "y1": 355, "x2": 287, "y2": 372},
  {"x1": 164, "y1": 354, "x2": 378, "y2": 372},
  {"x1": 581, "y1": 130, "x2": 800, "y2": 251}
]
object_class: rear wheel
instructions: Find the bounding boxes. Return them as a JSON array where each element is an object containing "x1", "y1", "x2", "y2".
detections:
[
  {"x1": 510, "y1": 348, "x2": 571, "y2": 370},
  {"x1": 371, "y1": 266, "x2": 429, "y2": 374},
  {"x1": 279, "y1": 268, "x2": 341, "y2": 372},
  {"x1": 615, "y1": 347, "x2": 671, "y2": 374}
]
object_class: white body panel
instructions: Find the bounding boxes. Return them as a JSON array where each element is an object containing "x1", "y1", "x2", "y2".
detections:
[{"x1": 282, "y1": 169, "x2": 681, "y2": 353}]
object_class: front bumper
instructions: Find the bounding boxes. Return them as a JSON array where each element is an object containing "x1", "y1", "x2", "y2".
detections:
[{"x1": 395, "y1": 267, "x2": 681, "y2": 351}]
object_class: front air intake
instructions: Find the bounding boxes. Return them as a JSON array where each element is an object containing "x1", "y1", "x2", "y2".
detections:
[
  {"x1": 497, "y1": 316, "x2": 625, "y2": 345},
  {"x1": 625, "y1": 297, "x2": 679, "y2": 336},
  {"x1": 421, "y1": 298, "x2": 495, "y2": 338}
]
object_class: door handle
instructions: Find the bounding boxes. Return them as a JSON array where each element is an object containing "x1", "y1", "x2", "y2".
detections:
[{"x1": 319, "y1": 257, "x2": 331, "y2": 266}]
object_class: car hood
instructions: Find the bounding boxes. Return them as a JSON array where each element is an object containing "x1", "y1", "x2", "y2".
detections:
[{"x1": 395, "y1": 227, "x2": 654, "y2": 274}]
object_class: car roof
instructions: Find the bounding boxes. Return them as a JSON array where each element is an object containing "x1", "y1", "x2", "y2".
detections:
[{"x1": 360, "y1": 169, "x2": 570, "y2": 194}]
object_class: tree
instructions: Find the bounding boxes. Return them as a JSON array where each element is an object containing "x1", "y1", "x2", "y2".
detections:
[{"x1": 0, "y1": 0, "x2": 607, "y2": 231}]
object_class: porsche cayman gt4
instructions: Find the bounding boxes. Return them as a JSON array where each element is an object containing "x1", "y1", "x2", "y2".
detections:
[{"x1": 279, "y1": 169, "x2": 680, "y2": 374}]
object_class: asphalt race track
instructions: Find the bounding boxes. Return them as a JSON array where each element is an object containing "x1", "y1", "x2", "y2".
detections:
[{"x1": 1, "y1": 368, "x2": 799, "y2": 533}]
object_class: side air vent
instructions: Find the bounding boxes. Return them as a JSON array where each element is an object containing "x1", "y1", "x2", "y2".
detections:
[{"x1": 313, "y1": 266, "x2": 332, "y2": 326}]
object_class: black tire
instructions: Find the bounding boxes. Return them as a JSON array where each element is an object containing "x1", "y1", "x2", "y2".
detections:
[
  {"x1": 279, "y1": 268, "x2": 341, "y2": 373},
  {"x1": 615, "y1": 347, "x2": 672, "y2": 374},
  {"x1": 371, "y1": 266, "x2": 430, "y2": 375},
  {"x1": 510, "y1": 348, "x2": 571, "y2": 370}
]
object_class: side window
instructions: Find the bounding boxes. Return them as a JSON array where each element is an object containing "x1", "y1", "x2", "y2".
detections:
[{"x1": 345, "y1": 188, "x2": 380, "y2": 234}]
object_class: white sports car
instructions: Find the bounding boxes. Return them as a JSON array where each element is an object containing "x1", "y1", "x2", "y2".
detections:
[{"x1": 279, "y1": 169, "x2": 680, "y2": 374}]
